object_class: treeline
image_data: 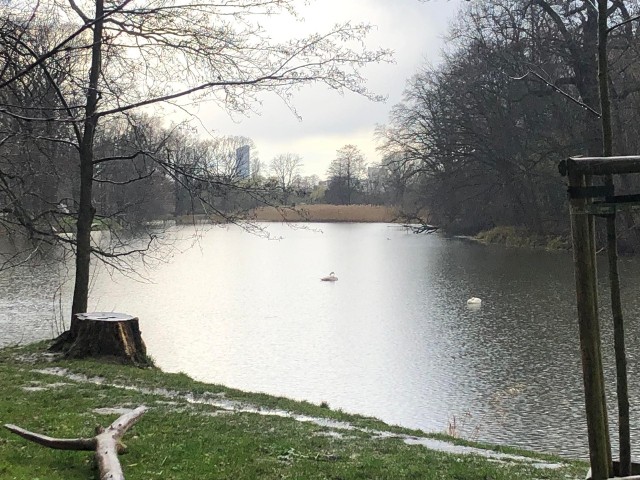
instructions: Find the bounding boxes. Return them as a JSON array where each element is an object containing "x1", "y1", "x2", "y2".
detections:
[
  {"x1": 0, "y1": 114, "x2": 405, "y2": 229},
  {"x1": 0, "y1": 21, "x2": 273, "y2": 240},
  {"x1": 0, "y1": 108, "x2": 271, "y2": 231},
  {"x1": 14, "y1": 0, "x2": 640, "y2": 249},
  {"x1": 0, "y1": 14, "x2": 383, "y2": 234},
  {"x1": 0, "y1": 26, "x2": 383, "y2": 235},
  {"x1": 275, "y1": 144, "x2": 411, "y2": 209},
  {"x1": 377, "y1": 0, "x2": 640, "y2": 245}
]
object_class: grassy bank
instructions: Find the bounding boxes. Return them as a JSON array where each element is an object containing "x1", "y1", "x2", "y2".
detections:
[
  {"x1": 0, "y1": 343, "x2": 586, "y2": 479},
  {"x1": 474, "y1": 226, "x2": 570, "y2": 251}
]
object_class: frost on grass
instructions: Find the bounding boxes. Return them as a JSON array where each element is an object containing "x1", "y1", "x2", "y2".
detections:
[
  {"x1": 21, "y1": 380, "x2": 70, "y2": 392},
  {"x1": 32, "y1": 367, "x2": 567, "y2": 470},
  {"x1": 92, "y1": 407, "x2": 138, "y2": 416}
]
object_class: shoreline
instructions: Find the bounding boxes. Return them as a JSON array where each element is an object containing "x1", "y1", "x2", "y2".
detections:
[
  {"x1": 459, "y1": 226, "x2": 571, "y2": 251},
  {"x1": 246, "y1": 204, "x2": 402, "y2": 223},
  {"x1": 0, "y1": 342, "x2": 586, "y2": 479}
]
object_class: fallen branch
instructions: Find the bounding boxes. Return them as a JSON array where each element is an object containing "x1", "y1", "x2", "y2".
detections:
[
  {"x1": 4, "y1": 405, "x2": 147, "y2": 480},
  {"x1": 2, "y1": 425, "x2": 96, "y2": 450},
  {"x1": 403, "y1": 224, "x2": 439, "y2": 234}
]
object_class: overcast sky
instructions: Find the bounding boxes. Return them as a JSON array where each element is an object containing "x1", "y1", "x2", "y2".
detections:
[{"x1": 181, "y1": 0, "x2": 464, "y2": 178}]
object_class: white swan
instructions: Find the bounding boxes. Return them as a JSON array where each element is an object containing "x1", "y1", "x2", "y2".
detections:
[
  {"x1": 466, "y1": 297, "x2": 482, "y2": 305},
  {"x1": 321, "y1": 272, "x2": 338, "y2": 282}
]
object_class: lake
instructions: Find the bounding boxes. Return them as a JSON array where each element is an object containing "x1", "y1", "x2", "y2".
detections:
[{"x1": 3, "y1": 222, "x2": 640, "y2": 459}]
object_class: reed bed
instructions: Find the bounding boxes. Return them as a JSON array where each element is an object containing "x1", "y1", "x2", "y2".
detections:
[{"x1": 248, "y1": 204, "x2": 400, "y2": 223}]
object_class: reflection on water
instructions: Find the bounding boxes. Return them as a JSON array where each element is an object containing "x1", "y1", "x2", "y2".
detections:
[
  {"x1": 3, "y1": 222, "x2": 640, "y2": 458},
  {"x1": 0, "y1": 237, "x2": 72, "y2": 345}
]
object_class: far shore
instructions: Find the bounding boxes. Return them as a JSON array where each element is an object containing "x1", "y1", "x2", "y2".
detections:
[
  {"x1": 173, "y1": 204, "x2": 408, "y2": 225},
  {"x1": 247, "y1": 204, "x2": 402, "y2": 223}
]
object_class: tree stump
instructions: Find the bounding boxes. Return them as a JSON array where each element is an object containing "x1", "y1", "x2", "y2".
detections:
[{"x1": 66, "y1": 312, "x2": 150, "y2": 366}]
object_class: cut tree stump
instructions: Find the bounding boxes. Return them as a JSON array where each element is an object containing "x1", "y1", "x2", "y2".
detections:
[
  {"x1": 66, "y1": 312, "x2": 150, "y2": 366},
  {"x1": 4, "y1": 405, "x2": 148, "y2": 480}
]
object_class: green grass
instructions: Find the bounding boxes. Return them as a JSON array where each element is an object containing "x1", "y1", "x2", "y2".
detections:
[{"x1": 0, "y1": 343, "x2": 587, "y2": 479}]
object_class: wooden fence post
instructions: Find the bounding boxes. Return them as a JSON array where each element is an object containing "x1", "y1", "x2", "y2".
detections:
[{"x1": 568, "y1": 171, "x2": 612, "y2": 479}]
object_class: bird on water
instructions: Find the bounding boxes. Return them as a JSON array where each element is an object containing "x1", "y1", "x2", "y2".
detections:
[{"x1": 321, "y1": 272, "x2": 338, "y2": 282}]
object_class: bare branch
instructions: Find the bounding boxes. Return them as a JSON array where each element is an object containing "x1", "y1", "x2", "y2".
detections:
[
  {"x1": 510, "y1": 70, "x2": 601, "y2": 118},
  {"x1": 4, "y1": 425, "x2": 96, "y2": 451},
  {"x1": 0, "y1": 0, "x2": 134, "y2": 90},
  {"x1": 607, "y1": 13, "x2": 640, "y2": 34},
  {"x1": 94, "y1": 169, "x2": 155, "y2": 184}
]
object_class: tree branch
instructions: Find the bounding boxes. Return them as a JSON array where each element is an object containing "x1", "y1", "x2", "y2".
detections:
[
  {"x1": 607, "y1": 13, "x2": 640, "y2": 34},
  {"x1": 94, "y1": 169, "x2": 156, "y2": 185},
  {"x1": 4, "y1": 425, "x2": 96, "y2": 451},
  {"x1": 0, "y1": 0, "x2": 133, "y2": 90},
  {"x1": 510, "y1": 70, "x2": 601, "y2": 118}
]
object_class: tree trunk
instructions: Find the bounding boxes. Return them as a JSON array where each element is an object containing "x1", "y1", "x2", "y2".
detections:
[
  {"x1": 49, "y1": 0, "x2": 105, "y2": 352},
  {"x1": 66, "y1": 313, "x2": 150, "y2": 366},
  {"x1": 71, "y1": 0, "x2": 104, "y2": 319},
  {"x1": 598, "y1": 0, "x2": 630, "y2": 475}
]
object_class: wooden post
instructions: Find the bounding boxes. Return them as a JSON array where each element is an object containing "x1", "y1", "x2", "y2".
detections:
[{"x1": 569, "y1": 171, "x2": 612, "y2": 479}]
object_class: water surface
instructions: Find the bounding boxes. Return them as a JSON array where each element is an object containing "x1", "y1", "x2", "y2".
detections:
[{"x1": 3, "y1": 222, "x2": 640, "y2": 458}]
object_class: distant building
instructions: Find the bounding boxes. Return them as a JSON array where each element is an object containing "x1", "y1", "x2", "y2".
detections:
[{"x1": 235, "y1": 145, "x2": 250, "y2": 178}]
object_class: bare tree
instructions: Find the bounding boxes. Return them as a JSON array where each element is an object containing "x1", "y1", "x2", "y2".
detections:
[
  {"x1": 269, "y1": 153, "x2": 302, "y2": 205},
  {"x1": 379, "y1": 0, "x2": 640, "y2": 239},
  {"x1": 325, "y1": 144, "x2": 367, "y2": 205},
  {"x1": 0, "y1": 13, "x2": 79, "y2": 267}
]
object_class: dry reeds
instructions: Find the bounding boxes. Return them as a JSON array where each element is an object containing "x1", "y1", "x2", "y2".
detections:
[
  {"x1": 247, "y1": 204, "x2": 400, "y2": 223},
  {"x1": 446, "y1": 411, "x2": 481, "y2": 441}
]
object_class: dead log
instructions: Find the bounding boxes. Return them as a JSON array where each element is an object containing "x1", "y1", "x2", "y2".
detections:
[
  {"x1": 66, "y1": 313, "x2": 150, "y2": 366},
  {"x1": 4, "y1": 405, "x2": 147, "y2": 480}
]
